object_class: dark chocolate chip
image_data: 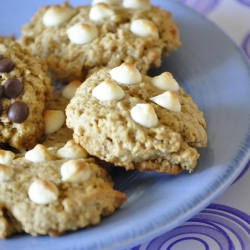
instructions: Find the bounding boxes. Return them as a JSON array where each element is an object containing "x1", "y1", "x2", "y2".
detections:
[
  {"x1": 0, "y1": 104, "x2": 2, "y2": 116},
  {"x1": 0, "y1": 55, "x2": 3, "y2": 60},
  {"x1": 7, "y1": 101, "x2": 29, "y2": 123},
  {"x1": 0, "y1": 85, "x2": 3, "y2": 99},
  {"x1": 3, "y1": 78, "x2": 23, "y2": 99},
  {"x1": 0, "y1": 59, "x2": 15, "y2": 73}
]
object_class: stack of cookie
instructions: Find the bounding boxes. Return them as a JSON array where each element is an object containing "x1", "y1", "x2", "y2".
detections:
[{"x1": 0, "y1": 0, "x2": 207, "y2": 238}]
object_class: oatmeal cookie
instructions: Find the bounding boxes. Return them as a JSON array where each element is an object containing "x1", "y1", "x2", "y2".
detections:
[
  {"x1": 0, "y1": 37, "x2": 51, "y2": 149},
  {"x1": 40, "y1": 79, "x2": 83, "y2": 147},
  {"x1": 0, "y1": 143, "x2": 126, "y2": 238},
  {"x1": 19, "y1": 1, "x2": 181, "y2": 82},
  {"x1": 66, "y1": 64, "x2": 207, "y2": 174},
  {"x1": 42, "y1": 90, "x2": 72, "y2": 147}
]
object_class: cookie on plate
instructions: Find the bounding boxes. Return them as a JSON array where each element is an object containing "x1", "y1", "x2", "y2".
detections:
[
  {"x1": 19, "y1": 0, "x2": 181, "y2": 82},
  {"x1": 40, "y1": 79, "x2": 83, "y2": 148},
  {"x1": 66, "y1": 63, "x2": 207, "y2": 174},
  {"x1": 0, "y1": 37, "x2": 51, "y2": 150},
  {"x1": 41, "y1": 81, "x2": 115, "y2": 173},
  {"x1": 0, "y1": 142, "x2": 126, "y2": 238}
]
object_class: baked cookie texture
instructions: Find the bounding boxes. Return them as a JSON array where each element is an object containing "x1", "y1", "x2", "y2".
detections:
[
  {"x1": 66, "y1": 65, "x2": 207, "y2": 174},
  {"x1": 19, "y1": 1, "x2": 181, "y2": 82},
  {"x1": 0, "y1": 37, "x2": 51, "y2": 150},
  {"x1": 0, "y1": 144, "x2": 126, "y2": 238},
  {"x1": 42, "y1": 90, "x2": 73, "y2": 148}
]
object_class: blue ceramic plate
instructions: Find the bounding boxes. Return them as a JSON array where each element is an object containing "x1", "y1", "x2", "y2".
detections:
[{"x1": 1, "y1": 1, "x2": 250, "y2": 250}]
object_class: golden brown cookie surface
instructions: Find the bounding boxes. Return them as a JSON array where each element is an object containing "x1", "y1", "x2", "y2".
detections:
[
  {"x1": 0, "y1": 144, "x2": 126, "y2": 238},
  {"x1": 66, "y1": 65, "x2": 207, "y2": 173},
  {"x1": 19, "y1": 2, "x2": 181, "y2": 82},
  {"x1": 41, "y1": 89, "x2": 73, "y2": 148},
  {"x1": 0, "y1": 37, "x2": 51, "y2": 149}
]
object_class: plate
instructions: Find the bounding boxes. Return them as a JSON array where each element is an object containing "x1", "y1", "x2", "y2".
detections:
[{"x1": 1, "y1": 0, "x2": 250, "y2": 250}]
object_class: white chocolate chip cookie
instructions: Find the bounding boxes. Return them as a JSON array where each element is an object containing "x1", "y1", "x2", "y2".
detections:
[
  {"x1": 0, "y1": 146, "x2": 126, "y2": 238},
  {"x1": 19, "y1": 1, "x2": 181, "y2": 82},
  {"x1": 42, "y1": 90, "x2": 73, "y2": 148},
  {"x1": 66, "y1": 65, "x2": 207, "y2": 174}
]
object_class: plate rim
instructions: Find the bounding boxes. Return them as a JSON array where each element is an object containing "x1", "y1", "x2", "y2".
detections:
[{"x1": 1, "y1": 1, "x2": 250, "y2": 250}]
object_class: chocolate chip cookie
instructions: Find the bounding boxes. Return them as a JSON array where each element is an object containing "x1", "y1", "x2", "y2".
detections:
[
  {"x1": 0, "y1": 143, "x2": 126, "y2": 238},
  {"x1": 66, "y1": 64, "x2": 207, "y2": 174},
  {"x1": 19, "y1": 1, "x2": 181, "y2": 82},
  {"x1": 0, "y1": 37, "x2": 51, "y2": 149}
]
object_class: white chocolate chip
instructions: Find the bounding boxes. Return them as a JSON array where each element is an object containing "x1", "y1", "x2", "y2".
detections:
[
  {"x1": 67, "y1": 22, "x2": 98, "y2": 45},
  {"x1": 42, "y1": 3, "x2": 75, "y2": 27},
  {"x1": 28, "y1": 179, "x2": 59, "y2": 205},
  {"x1": 61, "y1": 159, "x2": 92, "y2": 183},
  {"x1": 92, "y1": 0, "x2": 117, "y2": 5},
  {"x1": 150, "y1": 91, "x2": 181, "y2": 113},
  {"x1": 130, "y1": 103, "x2": 158, "y2": 128},
  {"x1": 123, "y1": 0, "x2": 150, "y2": 9},
  {"x1": 0, "y1": 150, "x2": 15, "y2": 165},
  {"x1": 44, "y1": 110, "x2": 65, "y2": 134},
  {"x1": 130, "y1": 19, "x2": 159, "y2": 38},
  {"x1": 62, "y1": 80, "x2": 81, "y2": 100},
  {"x1": 92, "y1": 80, "x2": 125, "y2": 101},
  {"x1": 0, "y1": 164, "x2": 14, "y2": 183},
  {"x1": 152, "y1": 72, "x2": 179, "y2": 92},
  {"x1": 25, "y1": 144, "x2": 53, "y2": 162},
  {"x1": 89, "y1": 3, "x2": 115, "y2": 22},
  {"x1": 109, "y1": 63, "x2": 142, "y2": 85},
  {"x1": 57, "y1": 140, "x2": 88, "y2": 159}
]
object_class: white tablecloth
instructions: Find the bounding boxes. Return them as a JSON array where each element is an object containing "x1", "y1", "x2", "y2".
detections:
[{"x1": 130, "y1": 0, "x2": 250, "y2": 249}]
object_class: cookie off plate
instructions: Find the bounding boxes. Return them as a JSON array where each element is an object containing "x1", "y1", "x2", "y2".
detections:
[{"x1": 1, "y1": 0, "x2": 250, "y2": 250}]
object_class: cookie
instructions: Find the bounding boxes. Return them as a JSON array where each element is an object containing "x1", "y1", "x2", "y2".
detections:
[
  {"x1": 41, "y1": 83, "x2": 76, "y2": 148},
  {"x1": 66, "y1": 63, "x2": 207, "y2": 174},
  {"x1": 0, "y1": 142, "x2": 126, "y2": 238},
  {"x1": 19, "y1": 1, "x2": 181, "y2": 82},
  {"x1": 0, "y1": 37, "x2": 51, "y2": 149},
  {"x1": 42, "y1": 82, "x2": 115, "y2": 173}
]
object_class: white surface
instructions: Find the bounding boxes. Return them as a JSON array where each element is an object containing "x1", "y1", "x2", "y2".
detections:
[{"x1": 208, "y1": 0, "x2": 250, "y2": 45}]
